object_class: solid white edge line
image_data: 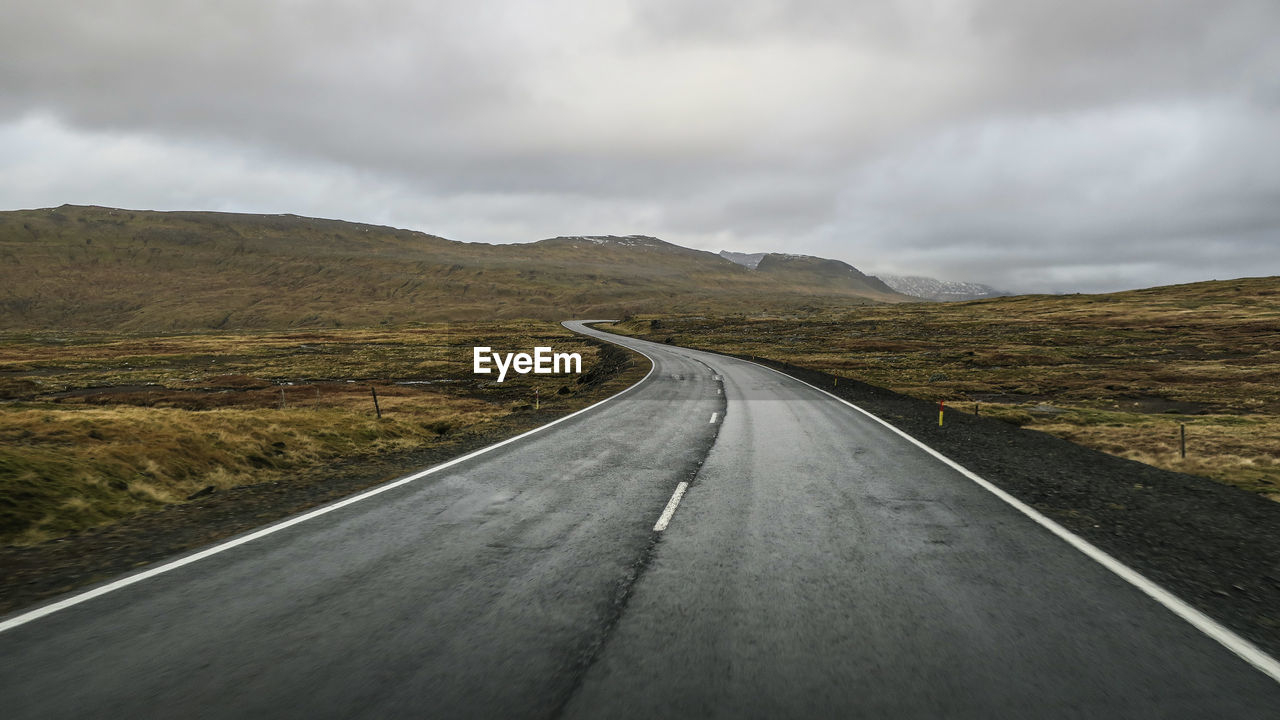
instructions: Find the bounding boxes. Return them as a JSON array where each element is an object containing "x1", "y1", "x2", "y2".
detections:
[
  {"x1": 0, "y1": 321, "x2": 657, "y2": 636},
  {"x1": 737, "y1": 355, "x2": 1280, "y2": 685},
  {"x1": 709, "y1": 412, "x2": 719, "y2": 424},
  {"x1": 653, "y1": 481, "x2": 689, "y2": 532}
]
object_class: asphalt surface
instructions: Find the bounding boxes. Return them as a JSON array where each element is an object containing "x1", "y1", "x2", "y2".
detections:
[{"x1": 3, "y1": 321, "x2": 1279, "y2": 718}]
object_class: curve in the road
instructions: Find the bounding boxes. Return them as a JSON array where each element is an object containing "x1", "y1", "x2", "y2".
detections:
[
  {"x1": 2, "y1": 320, "x2": 1278, "y2": 720},
  {"x1": 0, "y1": 322, "x2": 660, "y2": 637}
]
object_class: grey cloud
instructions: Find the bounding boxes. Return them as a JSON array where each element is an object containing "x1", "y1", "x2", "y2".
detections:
[{"x1": 1, "y1": 0, "x2": 1278, "y2": 292}]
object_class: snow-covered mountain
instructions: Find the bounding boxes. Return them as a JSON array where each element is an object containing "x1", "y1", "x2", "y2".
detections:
[
  {"x1": 876, "y1": 275, "x2": 1008, "y2": 302},
  {"x1": 541, "y1": 234, "x2": 665, "y2": 247}
]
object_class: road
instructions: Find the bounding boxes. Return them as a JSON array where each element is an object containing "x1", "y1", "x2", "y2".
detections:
[{"x1": 2, "y1": 321, "x2": 1279, "y2": 718}]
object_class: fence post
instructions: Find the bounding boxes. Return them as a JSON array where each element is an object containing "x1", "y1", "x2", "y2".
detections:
[{"x1": 371, "y1": 386, "x2": 381, "y2": 419}]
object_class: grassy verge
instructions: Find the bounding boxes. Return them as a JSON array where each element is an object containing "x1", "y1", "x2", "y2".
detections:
[
  {"x1": 606, "y1": 277, "x2": 1280, "y2": 497},
  {"x1": 0, "y1": 322, "x2": 644, "y2": 546}
]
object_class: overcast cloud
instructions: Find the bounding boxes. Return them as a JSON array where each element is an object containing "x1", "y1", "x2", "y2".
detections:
[{"x1": 2, "y1": 0, "x2": 1278, "y2": 292}]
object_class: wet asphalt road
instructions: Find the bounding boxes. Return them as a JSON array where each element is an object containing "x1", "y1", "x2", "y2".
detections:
[{"x1": 2, "y1": 321, "x2": 1279, "y2": 718}]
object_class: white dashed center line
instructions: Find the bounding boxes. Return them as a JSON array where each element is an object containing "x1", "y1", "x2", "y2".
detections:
[{"x1": 653, "y1": 481, "x2": 689, "y2": 532}]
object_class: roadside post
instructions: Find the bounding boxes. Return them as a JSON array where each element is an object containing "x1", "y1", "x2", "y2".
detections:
[
  {"x1": 371, "y1": 386, "x2": 381, "y2": 419},
  {"x1": 1181, "y1": 423, "x2": 1187, "y2": 459},
  {"x1": 939, "y1": 400, "x2": 945, "y2": 426},
  {"x1": 535, "y1": 387, "x2": 540, "y2": 411}
]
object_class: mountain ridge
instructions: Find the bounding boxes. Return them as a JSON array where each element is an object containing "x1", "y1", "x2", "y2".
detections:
[
  {"x1": 717, "y1": 249, "x2": 1003, "y2": 302},
  {"x1": 716, "y1": 249, "x2": 902, "y2": 299},
  {"x1": 0, "y1": 205, "x2": 907, "y2": 331}
]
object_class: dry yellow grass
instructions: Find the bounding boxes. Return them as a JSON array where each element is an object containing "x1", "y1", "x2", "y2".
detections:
[
  {"x1": 931, "y1": 403, "x2": 1280, "y2": 497},
  {"x1": 1030, "y1": 410, "x2": 1280, "y2": 497},
  {"x1": 0, "y1": 322, "x2": 642, "y2": 545},
  {"x1": 1, "y1": 396, "x2": 502, "y2": 545}
]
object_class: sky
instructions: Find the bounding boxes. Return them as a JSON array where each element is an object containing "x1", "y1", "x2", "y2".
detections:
[{"x1": 2, "y1": 1, "x2": 1278, "y2": 293}]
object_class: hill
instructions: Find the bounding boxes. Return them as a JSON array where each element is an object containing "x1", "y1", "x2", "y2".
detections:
[
  {"x1": 717, "y1": 249, "x2": 903, "y2": 298},
  {"x1": 752, "y1": 253, "x2": 901, "y2": 297},
  {"x1": 0, "y1": 206, "x2": 911, "y2": 331}
]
